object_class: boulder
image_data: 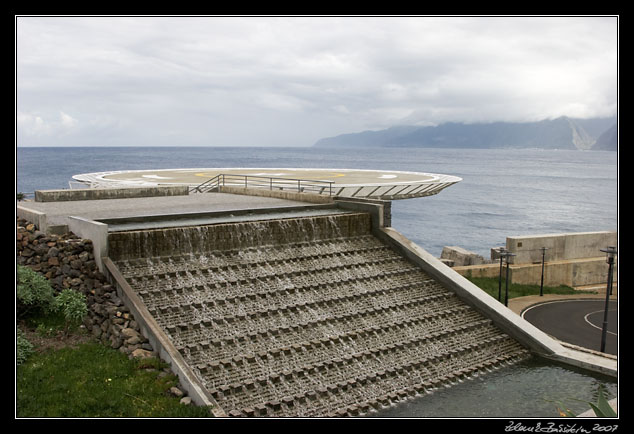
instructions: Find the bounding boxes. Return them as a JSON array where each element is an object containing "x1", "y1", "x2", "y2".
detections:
[{"x1": 440, "y1": 246, "x2": 489, "y2": 266}]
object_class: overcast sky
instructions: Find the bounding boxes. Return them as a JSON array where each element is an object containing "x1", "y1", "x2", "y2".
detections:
[{"x1": 16, "y1": 16, "x2": 618, "y2": 147}]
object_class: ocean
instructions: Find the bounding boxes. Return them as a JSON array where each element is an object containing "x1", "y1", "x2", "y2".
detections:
[{"x1": 16, "y1": 146, "x2": 618, "y2": 258}]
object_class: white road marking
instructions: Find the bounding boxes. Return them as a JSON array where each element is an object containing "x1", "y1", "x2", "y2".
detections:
[{"x1": 584, "y1": 309, "x2": 618, "y2": 336}]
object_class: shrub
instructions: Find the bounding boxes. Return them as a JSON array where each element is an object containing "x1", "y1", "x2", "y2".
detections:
[
  {"x1": 54, "y1": 289, "x2": 88, "y2": 328},
  {"x1": 17, "y1": 328, "x2": 34, "y2": 365},
  {"x1": 16, "y1": 265, "x2": 56, "y2": 318}
]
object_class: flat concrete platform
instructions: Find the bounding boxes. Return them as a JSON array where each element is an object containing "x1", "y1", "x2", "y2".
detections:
[
  {"x1": 72, "y1": 168, "x2": 462, "y2": 200},
  {"x1": 19, "y1": 192, "x2": 312, "y2": 228}
]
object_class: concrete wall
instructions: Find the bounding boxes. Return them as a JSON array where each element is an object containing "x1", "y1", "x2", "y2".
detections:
[
  {"x1": 454, "y1": 257, "x2": 617, "y2": 288},
  {"x1": 218, "y1": 185, "x2": 334, "y2": 204},
  {"x1": 17, "y1": 205, "x2": 48, "y2": 233},
  {"x1": 334, "y1": 198, "x2": 391, "y2": 231},
  {"x1": 35, "y1": 185, "x2": 189, "y2": 202},
  {"x1": 66, "y1": 216, "x2": 109, "y2": 273},
  {"x1": 508, "y1": 257, "x2": 617, "y2": 287},
  {"x1": 440, "y1": 246, "x2": 489, "y2": 266},
  {"x1": 451, "y1": 231, "x2": 618, "y2": 287},
  {"x1": 506, "y1": 231, "x2": 617, "y2": 264},
  {"x1": 335, "y1": 197, "x2": 391, "y2": 228}
]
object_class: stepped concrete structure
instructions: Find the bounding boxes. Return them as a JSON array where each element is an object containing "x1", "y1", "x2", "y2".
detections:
[
  {"x1": 106, "y1": 210, "x2": 533, "y2": 417},
  {"x1": 18, "y1": 170, "x2": 617, "y2": 417}
]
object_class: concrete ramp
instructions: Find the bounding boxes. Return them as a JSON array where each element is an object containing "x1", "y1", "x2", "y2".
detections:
[{"x1": 105, "y1": 211, "x2": 532, "y2": 417}]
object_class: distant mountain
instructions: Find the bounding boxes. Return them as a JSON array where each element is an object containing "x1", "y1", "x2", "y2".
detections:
[
  {"x1": 591, "y1": 123, "x2": 618, "y2": 151},
  {"x1": 313, "y1": 116, "x2": 617, "y2": 151},
  {"x1": 572, "y1": 117, "x2": 618, "y2": 139}
]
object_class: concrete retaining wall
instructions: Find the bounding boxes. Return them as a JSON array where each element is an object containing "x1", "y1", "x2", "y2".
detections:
[
  {"x1": 17, "y1": 205, "x2": 48, "y2": 233},
  {"x1": 506, "y1": 231, "x2": 617, "y2": 264},
  {"x1": 66, "y1": 216, "x2": 109, "y2": 273},
  {"x1": 35, "y1": 185, "x2": 189, "y2": 202},
  {"x1": 334, "y1": 198, "x2": 391, "y2": 231},
  {"x1": 508, "y1": 257, "x2": 617, "y2": 287},
  {"x1": 335, "y1": 197, "x2": 391, "y2": 228},
  {"x1": 450, "y1": 231, "x2": 618, "y2": 288},
  {"x1": 440, "y1": 246, "x2": 489, "y2": 266},
  {"x1": 454, "y1": 257, "x2": 617, "y2": 288}
]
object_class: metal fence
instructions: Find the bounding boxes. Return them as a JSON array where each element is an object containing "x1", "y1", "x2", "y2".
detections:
[{"x1": 190, "y1": 173, "x2": 334, "y2": 196}]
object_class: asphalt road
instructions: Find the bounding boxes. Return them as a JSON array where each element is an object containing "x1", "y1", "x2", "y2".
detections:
[{"x1": 522, "y1": 299, "x2": 618, "y2": 356}]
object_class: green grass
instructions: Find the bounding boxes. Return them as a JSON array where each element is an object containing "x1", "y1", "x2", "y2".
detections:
[
  {"x1": 465, "y1": 276, "x2": 593, "y2": 300},
  {"x1": 16, "y1": 340, "x2": 213, "y2": 418},
  {"x1": 16, "y1": 269, "x2": 214, "y2": 418}
]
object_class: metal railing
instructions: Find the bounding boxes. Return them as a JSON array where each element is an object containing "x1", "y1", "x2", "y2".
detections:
[{"x1": 190, "y1": 173, "x2": 334, "y2": 196}]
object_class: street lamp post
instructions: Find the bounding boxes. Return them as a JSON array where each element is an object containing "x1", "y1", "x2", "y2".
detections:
[
  {"x1": 498, "y1": 248, "x2": 506, "y2": 302},
  {"x1": 540, "y1": 247, "x2": 549, "y2": 297},
  {"x1": 504, "y1": 252, "x2": 516, "y2": 307},
  {"x1": 599, "y1": 246, "x2": 617, "y2": 353}
]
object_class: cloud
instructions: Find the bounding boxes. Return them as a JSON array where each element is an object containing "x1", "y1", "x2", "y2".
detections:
[
  {"x1": 60, "y1": 111, "x2": 78, "y2": 128},
  {"x1": 16, "y1": 16, "x2": 618, "y2": 147},
  {"x1": 17, "y1": 110, "x2": 79, "y2": 139}
]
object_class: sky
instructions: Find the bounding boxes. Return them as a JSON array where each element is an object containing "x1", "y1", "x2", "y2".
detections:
[{"x1": 16, "y1": 16, "x2": 618, "y2": 147}]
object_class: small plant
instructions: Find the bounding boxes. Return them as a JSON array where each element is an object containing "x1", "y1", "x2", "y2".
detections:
[
  {"x1": 588, "y1": 385, "x2": 617, "y2": 417},
  {"x1": 53, "y1": 289, "x2": 88, "y2": 332},
  {"x1": 554, "y1": 385, "x2": 616, "y2": 417},
  {"x1": 17, "y1": 328, "x2": 34, "y2": 365},
  {"x1": 16, "y1": 265, "x2": 56, "y2": 318}
]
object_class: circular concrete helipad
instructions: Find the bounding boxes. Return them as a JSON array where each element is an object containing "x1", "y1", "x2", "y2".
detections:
[{"x1": 72, "y1": 168, "x2": 461, "y2": 200}]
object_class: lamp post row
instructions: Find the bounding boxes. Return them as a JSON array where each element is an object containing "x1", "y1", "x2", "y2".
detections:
[
  {"x1": 498, "y1": 247, "x2": 547, "y2": 306},
  {"x1": 497, "y1": 249, "x2": 516, "y2": 307}
]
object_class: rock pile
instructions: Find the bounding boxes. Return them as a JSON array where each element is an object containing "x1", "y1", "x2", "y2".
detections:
[
  {"x1": 17, "y1": 217, "x2": 148, "y2": 351},
  {"x1": 16, "y1": 217, "x2": 191, "y2": 400}
]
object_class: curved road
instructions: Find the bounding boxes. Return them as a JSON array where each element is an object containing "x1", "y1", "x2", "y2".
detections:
[{"x1": 522, "y1": 299, "x2": 618, "y2": 356}]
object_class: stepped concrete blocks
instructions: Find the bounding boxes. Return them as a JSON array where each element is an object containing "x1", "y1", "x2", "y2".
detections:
[
  {"x1": 106, "y1": 214, "x2": 532, "y2": 416},
  {"x1": 101, "y1": 200, "x2": 616, "y2": 417}
]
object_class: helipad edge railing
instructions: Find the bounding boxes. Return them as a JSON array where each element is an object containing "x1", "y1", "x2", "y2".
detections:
[{"x1": 190, "y1": 173, "x2": 334, "y2": 196}]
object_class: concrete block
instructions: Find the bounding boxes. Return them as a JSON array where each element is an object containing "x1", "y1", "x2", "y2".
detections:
[
  {"x1": 34, "y1": 185, "x2": 189, "y2": 202},
  {"x1": 440, "y1": 246, "x2": 489, "y2": 266},
  {"x1": 67, "y1": 216, "x2": 108, "y2": 272},
  {"x1": 506, "y1": 231, "x2": 617, "y2": 264}
]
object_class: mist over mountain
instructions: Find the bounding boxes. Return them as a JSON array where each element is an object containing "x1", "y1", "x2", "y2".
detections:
[{"x1": 313, "y1": 116, "x2": 617, "y2": 151}]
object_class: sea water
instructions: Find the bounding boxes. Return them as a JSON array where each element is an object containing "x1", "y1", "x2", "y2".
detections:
[{"x1": 16, "y1": 146, "x2": 618, "y2": 257}]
